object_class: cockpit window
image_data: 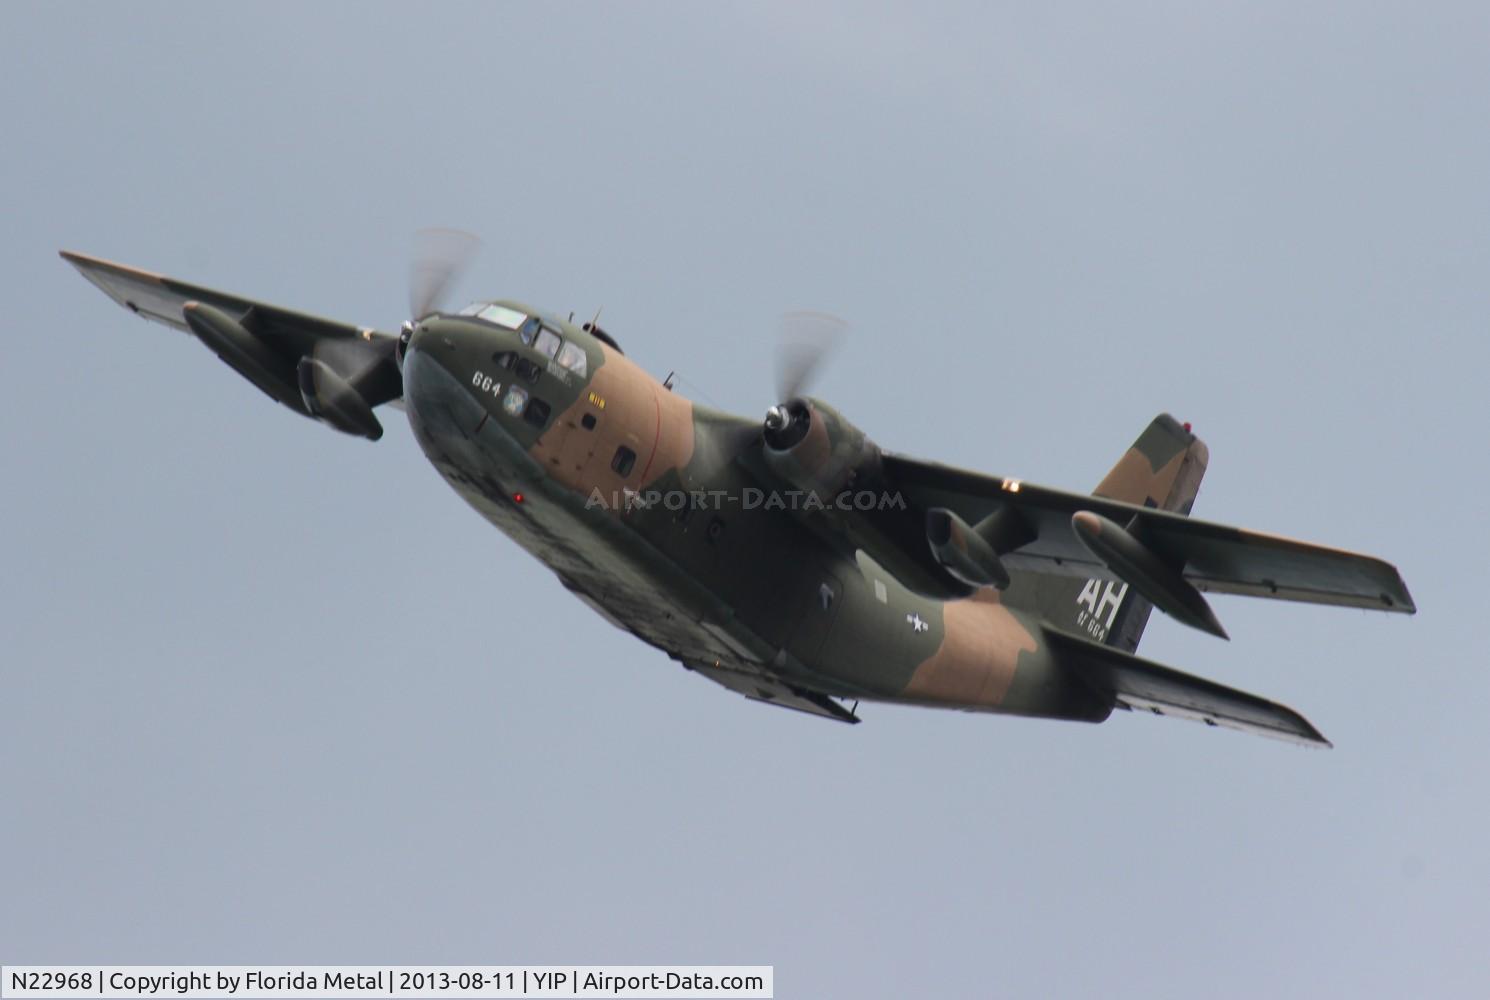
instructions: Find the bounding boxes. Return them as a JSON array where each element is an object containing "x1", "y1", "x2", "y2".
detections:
[
  {"x1": 556, "y1": 341, "x2": 587, "y2": 376},
  {"x1": 534, "y1": 327, "x2": 561, "y2": 359},
  {"x1": 519, "y1": 317, "x2": 541, "y2": 345},
  {"x1": 478, "y1": 304, "x2": 527, "y2": 330},
  {"x1": 459, "y1": 303, "x2": 485, "y2": 316}
]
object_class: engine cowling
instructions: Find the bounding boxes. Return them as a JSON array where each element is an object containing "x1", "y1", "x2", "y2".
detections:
[
  {"x1": 760, "y1": 397, "x2": 979, "y2": 601},
  {"x1": 762, "y1": 398, "x2": 882, "y2": 502}
]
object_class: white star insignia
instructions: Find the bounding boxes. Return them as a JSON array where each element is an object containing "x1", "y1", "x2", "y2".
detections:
[{"x1": 907, "y1": 612, "x2": 928, "y2": 633}]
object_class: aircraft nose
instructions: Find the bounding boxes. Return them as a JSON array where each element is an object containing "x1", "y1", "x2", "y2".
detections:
[
  {"x1": 402, "y1": 316, "x2": 486, "y2": 372},
  {"x1": 399, "y1": 315, "x2": 500, "y2": 416},
  {"x1": 402, "y1": 321, "x2": 489, "y2": 438}
]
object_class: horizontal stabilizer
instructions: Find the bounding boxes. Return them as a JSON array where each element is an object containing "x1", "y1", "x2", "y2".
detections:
[{"x1": 1044, "y1": 627, "x2": 1329, "y2": 747}]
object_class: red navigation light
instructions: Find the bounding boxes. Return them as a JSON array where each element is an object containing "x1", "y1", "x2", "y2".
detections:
[{"x1": 513, "y1": 492, "x2": 524, "y2": 504}]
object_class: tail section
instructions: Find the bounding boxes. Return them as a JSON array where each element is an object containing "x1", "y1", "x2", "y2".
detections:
[
  {"x1": 1092, "y1": 414, "x2": 1208, "y2": 652},
  {"x1": 1005, "y1": 414, "x2": 1208, "y2": 652}
]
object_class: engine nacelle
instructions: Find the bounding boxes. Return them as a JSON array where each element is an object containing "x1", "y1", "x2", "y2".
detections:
[
  {"x1": 762, "y1": 397, "x2": 974, "y2": 600},
  {"x1": 762, "y1": 398, "x2": 882, "y2": 502}
]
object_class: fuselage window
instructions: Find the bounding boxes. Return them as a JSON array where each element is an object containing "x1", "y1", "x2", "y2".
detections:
[
  {"x1": 514, "y1": 357, "x2": 541, "y2": 384},
  {"x1": 502, "y1": 385, "x2": 528, "y2": 417},
  {"x1": 556, "y1": 341, "x2": 588, "y2": 376},
  {"x1": 612, "y1": 445, "x2": 636, "y2": 477},
  {"x1": 535, "y1": 327, "x2": 561, "y2": 359},
  {"x1": 524, "y1": 397, "x2": 551, "y2": 428},
  {"x1": 492, "y1": 351, "x2": 516, "y2": 370},
  {"x1": 581, "y1": 413, "x2": 597, "y2": 430},
  {"x1": 479, "y1": 304, "x2": 528, "y2": 330}
]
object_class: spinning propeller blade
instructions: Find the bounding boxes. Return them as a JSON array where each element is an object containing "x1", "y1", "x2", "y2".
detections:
[
  {"x1": 775, "y1": 310, "x2": 847, "y2": 403},
  {"x1": 408, "y1": 228, "x2": 481, "y2": 320}
]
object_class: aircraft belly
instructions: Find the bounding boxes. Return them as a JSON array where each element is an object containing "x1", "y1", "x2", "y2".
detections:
[{"x1": 443, "y1": 460, "x2": 742, "y2": 671}]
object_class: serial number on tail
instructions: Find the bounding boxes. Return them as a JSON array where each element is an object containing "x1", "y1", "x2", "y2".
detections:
[{"x1": 1076, "y1": 578, "x2": 1128, "y2": 641}]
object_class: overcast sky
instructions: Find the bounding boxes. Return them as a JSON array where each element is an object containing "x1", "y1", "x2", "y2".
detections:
[{"x1": 3, "y1": 3, "x2": 1487, "y2": 997}]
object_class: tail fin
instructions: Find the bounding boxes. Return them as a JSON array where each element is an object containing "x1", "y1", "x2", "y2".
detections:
[
  {"x1": 1093, "y1": 413, "x2": 1209, "y2": 515},
  {"x1": 1092, "y1": 414, "x2": 1208, "y2": 652},
  {"x1": 1005, "y1": 414, "x2": 1208, "y2": 652}
]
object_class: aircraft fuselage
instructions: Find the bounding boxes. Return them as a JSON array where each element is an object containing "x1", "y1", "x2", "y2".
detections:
[{"x1": 401, "y1": 308, "x2": 1107, "y2": 724}]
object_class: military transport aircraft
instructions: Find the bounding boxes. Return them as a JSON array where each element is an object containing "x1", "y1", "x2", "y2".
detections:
[{"x1": 62, "y1": 242, "x2": 1415, "y2": 747}]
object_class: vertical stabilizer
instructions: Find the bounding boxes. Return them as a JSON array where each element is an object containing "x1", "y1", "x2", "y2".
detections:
[
  {"x1": 1097, "y1": 415, "x2": 1208, "y2": 652},
  {"x1": 1004, "y1": 414, "x2": 1208, "y2": 652}
]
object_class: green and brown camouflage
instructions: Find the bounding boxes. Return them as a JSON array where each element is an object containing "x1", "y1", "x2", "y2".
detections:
[
  {"x1": 1093, "y1": 412, "x2": 1209, "y2": 514},
  {"x1": 62, "y1": 250, "x2": 1417, "y2": 746}
]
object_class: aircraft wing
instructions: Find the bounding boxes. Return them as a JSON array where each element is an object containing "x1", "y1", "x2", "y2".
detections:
[
  {"x1": 1043, "y1": 628, "x2": 1329, "y2": 746},
  {"x1": 62, "y1": 251, "x2": 401, "y2": 438},
  {"x1": 880, "y1": 452, "x2": 1415, "y2": 615}
]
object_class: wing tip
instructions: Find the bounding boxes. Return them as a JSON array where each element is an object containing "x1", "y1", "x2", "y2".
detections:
[
  {"x1": 1389, "y1": 571, "x2": 1417, "y2": 615},
  {"x1": 58, "y1": 249, "x2": 164, "y2": 282},
  {"x1": 1290, "y1": 713, "x2": 1333, "y2": 749}
]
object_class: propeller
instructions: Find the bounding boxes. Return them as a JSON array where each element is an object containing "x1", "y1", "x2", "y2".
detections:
[
  {"x1": 766, "y1": 310, "x2": 846, "y2": 436},
  {"x1": 408, "y1": 228, "x2": 481, "y2": 320},
  {"x1": 398, "y1": 228, "x2": 482, "y2": 369},
  {"x1": 305, "y1": 228, "x2": 482, "y2": 430}
]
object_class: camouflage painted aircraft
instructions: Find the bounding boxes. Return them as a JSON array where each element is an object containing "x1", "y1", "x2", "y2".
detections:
[{"x1": 62, "y1": 245, "x2": 1415, "y2": 747}]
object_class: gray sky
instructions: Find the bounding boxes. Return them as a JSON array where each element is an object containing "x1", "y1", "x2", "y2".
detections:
[{"x1": 3, "y1": 3, "x2": 1487, "y2": 996}]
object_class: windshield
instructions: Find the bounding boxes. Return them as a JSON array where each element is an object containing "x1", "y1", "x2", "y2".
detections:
[
  {"x1": 478, "y1": 304, "x2": 527, "y2": 329},
  {"x1": 458, "y1": 302, "x2": 528, "y2": 330}
]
